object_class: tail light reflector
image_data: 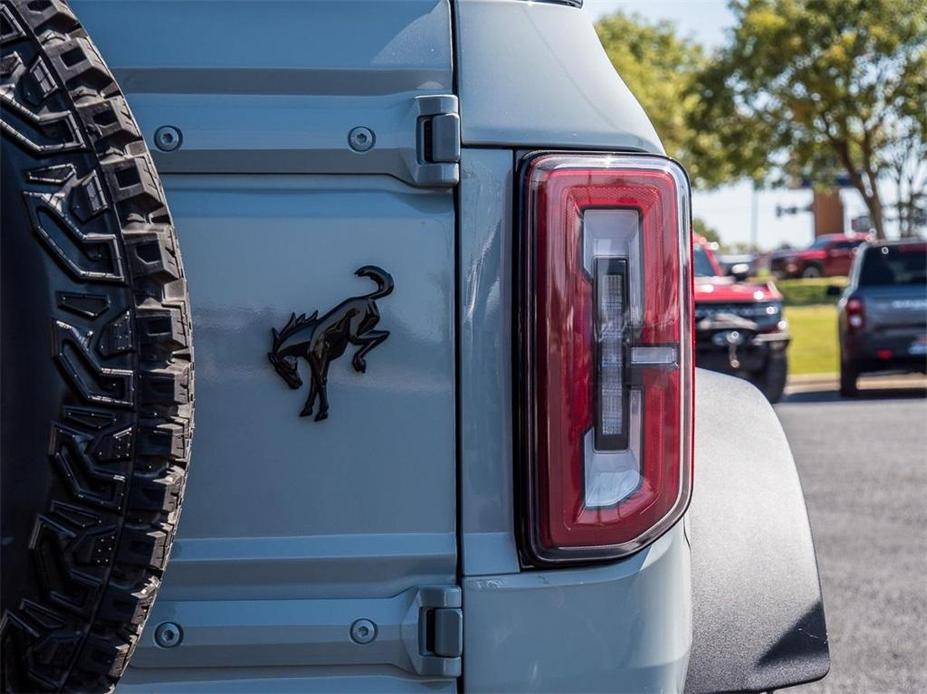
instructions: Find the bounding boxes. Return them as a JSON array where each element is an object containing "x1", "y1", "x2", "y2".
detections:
[
  {"x1": 517, "y1": 153, "x2": 693, "y2": 564},
  {"x1": 846, "y1": 297, "x2": 865, "y2": 331}
]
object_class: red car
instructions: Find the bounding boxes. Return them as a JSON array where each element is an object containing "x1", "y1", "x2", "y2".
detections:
[
  {"x1": 694, "y1": 237, "x2": 791, "y2": 402},
  {"x1": 769, "y1": 233, "x2": 869, "y2": 279}
]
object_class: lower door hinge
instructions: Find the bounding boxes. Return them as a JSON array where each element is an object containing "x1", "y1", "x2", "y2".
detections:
[
  {"x1": 403, "y1": 585, "x2": 463, "y2": 677},
  {"x1": 131, "y1": 584, "x2": 463, "y2": 678}
]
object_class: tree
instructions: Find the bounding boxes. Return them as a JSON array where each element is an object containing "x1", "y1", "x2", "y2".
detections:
[
  {"x1": 595, "y1": 13, "x2": 726, "y2": 188},
  {"x1": 885, "y1": 106, "x2": 927, "y2": 237},
  {"x1": 692, "y1": 0, "x2": 927, "y2": 238}
]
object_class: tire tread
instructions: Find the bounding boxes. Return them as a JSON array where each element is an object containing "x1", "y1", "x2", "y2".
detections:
[{"x1": 1, "y1": 1, "x2": 193, "y2": 691}]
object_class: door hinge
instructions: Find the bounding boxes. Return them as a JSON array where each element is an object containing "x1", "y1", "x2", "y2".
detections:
[
  {"x1": 402, "y1": 585, "x2": 463, "y2": 677},
  {"x1": 407, "y1": 95, "x2": 460, "y2": 188},
  {"x1": 133, "y1": 585, "x2": 462, "y2": 678}
]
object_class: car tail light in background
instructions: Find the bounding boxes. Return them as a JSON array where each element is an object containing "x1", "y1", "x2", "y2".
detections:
[
  {"x1": 516, "y1": 153, "x2": 694, "y2": 565},
  {"x1": 846, "y1": 297, "x2": 865, "y2": 331}
]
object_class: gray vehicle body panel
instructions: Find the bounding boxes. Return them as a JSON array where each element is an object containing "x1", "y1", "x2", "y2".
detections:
[
  {"x1": 455, "y1": 0, "x2": 662, "y2": 152},
  {"x1": 65, "y1": 1, "x2": 828, "y2": 691},
  {"x1": 464, "y1": 525, "x2": 691, "y2": 693},
  {"x1": 117, "y1": 174, "x2": 458, "y2": 688},
  {"x1": 77, "y1": 1, "x2": 460, "y2": 690},
  {"x1": 77, "y1": 1, "x2": 457, "y2": 184},
  {"x1": 458, "y1": 148, "x2": 521, "y2": 577},
  {"x1": 844, "y1": 285, "x2": 927, "y2": 362},
  {"x1": 857, "y1": 286, "x2": 927, "y2": 332}
]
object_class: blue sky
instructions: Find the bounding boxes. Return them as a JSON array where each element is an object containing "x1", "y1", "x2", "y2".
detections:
[
  {"x1": 583, "y1": 0, "x2": 733, "y2": 47},
  {"x1": 581, "y1": 0, "x2": 874, "y2": 251}
]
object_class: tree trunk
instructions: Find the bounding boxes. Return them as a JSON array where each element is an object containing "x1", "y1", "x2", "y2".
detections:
[
  {"x1": 832, "y1": 138, "x2": 886, "y2": 239},
  {"x1": 846, "y1": 177, "x2": 886, "y2": 239},
  {"x1": 865, "y1": 186, "x2": 886, "y2": 239},
  {"x1": 896, "y1": 197, "x2": 908, "y2": 238},
  {"x1": 860, "y1": 151, "x2": 886, "y2": 239}
]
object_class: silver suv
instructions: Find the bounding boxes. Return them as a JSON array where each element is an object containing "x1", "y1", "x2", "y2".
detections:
[{"x1": 1, "y1": 1, "x2": 828, "y2": 691}]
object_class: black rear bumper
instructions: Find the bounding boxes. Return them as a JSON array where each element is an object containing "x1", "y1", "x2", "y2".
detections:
[
  {"x1": 843, "y1": 330, "x2": 927, "y2": 374},
  {"x1": 696, "y1": 334, "x2": 790, "y2": 375}
]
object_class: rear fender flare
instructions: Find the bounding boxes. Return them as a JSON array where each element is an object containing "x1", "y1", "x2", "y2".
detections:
[{"x1": 685, "y1": 369, "x2": 829, "y2": 693}]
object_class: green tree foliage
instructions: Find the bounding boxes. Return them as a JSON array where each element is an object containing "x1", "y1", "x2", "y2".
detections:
[
  {"x1": 595, "y1": 13, "x2": 726, "y2": 188},
  {"x1": 692, "y1": 0, "x2": 927, "y2": 238},
  {"x1": 693, "y1": 218, "x2": 722, "y2": 244}
]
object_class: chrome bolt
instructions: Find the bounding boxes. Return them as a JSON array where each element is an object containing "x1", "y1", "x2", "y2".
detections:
[
  {"x1": 349, "y1": 618, "x2": 377, "y2": 644},
  {"x1": 154, "y1": 621, "x2": 183, "y2": 648},
  {"x1": 348, "y1": 126, "x2": 375, "y2": 152},
  {"x1": 154, "y1": 125, "x2": 182, "y2": 152}
]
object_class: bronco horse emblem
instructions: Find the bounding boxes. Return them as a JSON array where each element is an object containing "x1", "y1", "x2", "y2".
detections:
[{"x1": 268, "y1": 266, "x2": 393, "y2": 420}]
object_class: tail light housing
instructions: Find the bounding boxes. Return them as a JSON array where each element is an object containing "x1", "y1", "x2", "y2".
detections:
[
  {"x1": 516, "y1": 153, "x2": 693, "y2": 565},
  {"x1": 846, "y1": 297, "x2": 865, "y2": 331}
]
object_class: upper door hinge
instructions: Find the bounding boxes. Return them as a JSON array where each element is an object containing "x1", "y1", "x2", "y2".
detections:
[
  {"x1": 408, "y1": 95, "x2": 460, "y2": 188},
  {"x1": 403, "y1": 585, "x2": 463, "y2": 677}
]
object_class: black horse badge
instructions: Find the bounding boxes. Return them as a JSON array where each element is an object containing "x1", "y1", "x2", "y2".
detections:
[{"x1": 268, "y1": 266, "x2": 393, "y2": 420}]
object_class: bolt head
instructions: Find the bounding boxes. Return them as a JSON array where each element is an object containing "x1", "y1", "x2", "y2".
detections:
[
  {"x1": 154, "y1": 621, "x2": 183, "y2": 648},
  {"x1": 154, "y1": 126, "x2": 182, "y2": 152},
  {"x1": 350, "y1": 618, "x2": 377, "y2": 644},
  {"x1": 348, "y1": 127, "x2": 375, "y2": 152}
]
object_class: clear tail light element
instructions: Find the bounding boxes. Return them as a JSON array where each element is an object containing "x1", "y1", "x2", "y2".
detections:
[
  {"x1": 846, "y1": 297, "x2": 865, "y2": 331},
  {"x1": 516, "y1": 153, "x2": 694, "y2": 564}
]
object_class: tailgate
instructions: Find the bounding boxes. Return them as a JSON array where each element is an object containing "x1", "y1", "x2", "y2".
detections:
[
  {"x1": 75, "y1": 1, "x2": 459, "y2": 690},
  {"x1": 861, "y1": 287, "x2": 927, "y2": 331}
]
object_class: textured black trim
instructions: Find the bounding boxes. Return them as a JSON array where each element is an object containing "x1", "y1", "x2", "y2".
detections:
[{"x1": 1, "y1": 2, "x2": 194, "y2": 690}]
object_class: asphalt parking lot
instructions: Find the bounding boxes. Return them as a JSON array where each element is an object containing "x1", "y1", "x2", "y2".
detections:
[{"x1": 776, "y1": 378, "x2": 927, "y2": 693}]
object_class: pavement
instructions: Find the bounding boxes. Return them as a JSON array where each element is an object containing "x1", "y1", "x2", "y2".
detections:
[
  {"x1": 786, "y1": 372, "x2": 927, "y2": 395},
  {"x1": 775, "y1": 374, "x2": 927, "y2": 693}
]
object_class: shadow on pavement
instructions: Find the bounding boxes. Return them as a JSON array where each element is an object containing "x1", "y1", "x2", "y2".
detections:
[{"x1": 783, "y1": 386, "x2": 927, "y2": 403}]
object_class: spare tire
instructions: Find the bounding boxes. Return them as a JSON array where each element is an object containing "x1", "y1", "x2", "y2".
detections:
[{"x1": 0, "y1": 1, "x2": 193, "y2": 691}]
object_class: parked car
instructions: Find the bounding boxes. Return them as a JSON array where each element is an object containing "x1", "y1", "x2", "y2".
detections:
[
  {"x1": 835, "y1": 240, "x2": 927, "y2": 396},
  {"x1": 0, "y1": 1, "x2": 828, "y2": 692},
  {"x1": 770, "y1": 233, "x2": 869, "y2": 278},
  {"x1": 694, "y1": 238, "x2": 790, "y2": 402}
]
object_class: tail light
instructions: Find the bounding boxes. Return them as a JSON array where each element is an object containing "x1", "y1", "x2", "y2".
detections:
[
  {"x1": 516, "y1": 153, "x2": 693, "y2": 565},
  {"x1": 846, "y1": 297, "x2": 865, "y2": 331}
]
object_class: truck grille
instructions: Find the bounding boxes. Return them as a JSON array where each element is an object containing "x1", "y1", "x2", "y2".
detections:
[{"x1": 695, "y1": 302, "x2": 781, "y2": 329}]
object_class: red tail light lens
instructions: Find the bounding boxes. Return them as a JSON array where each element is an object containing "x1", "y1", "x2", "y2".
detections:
[
  {"x1": 517, "y1": 153, "x2": 693, "y2": 564},
  {"x1": 846, "y1": 297, "x2": 865, "y2": 331}
]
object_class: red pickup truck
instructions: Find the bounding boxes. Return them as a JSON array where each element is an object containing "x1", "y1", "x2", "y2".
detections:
[
  {"x1": 694, "y1": 237, "x2": 790, "y2": 402},
  {"x1": 769, "y1": 233, "x2": 870, "y2": 279}
]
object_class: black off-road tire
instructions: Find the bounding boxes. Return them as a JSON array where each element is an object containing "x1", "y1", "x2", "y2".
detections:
[
  {"x1": 756, "y1": 351, "x2": 788, "y2": 404},
  {"x1": 801, "y1": 263, "x2": 823, "y2": 279},
  {"x1": 0, "y1": 1, "x2": 193, "y2": 691},
  {"x1": 839, "y1": 356, "x2": 859, "y2": 398}
]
